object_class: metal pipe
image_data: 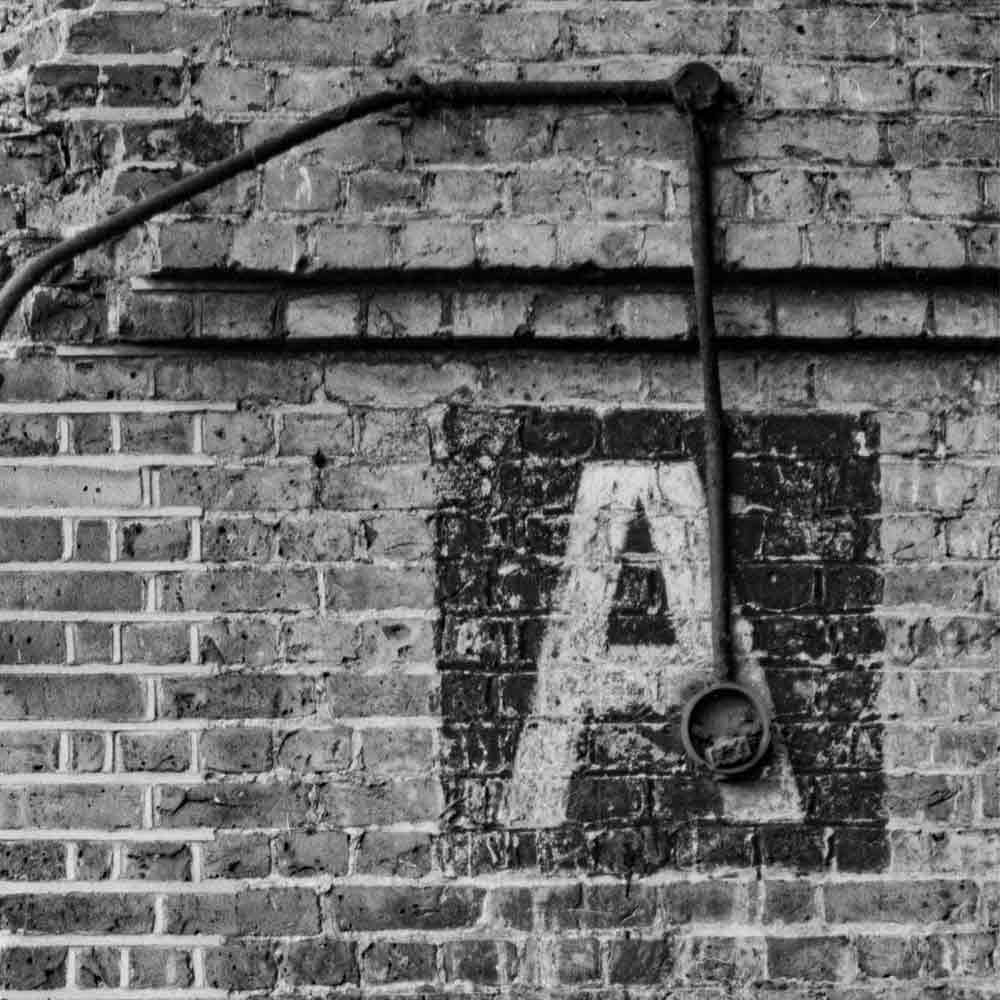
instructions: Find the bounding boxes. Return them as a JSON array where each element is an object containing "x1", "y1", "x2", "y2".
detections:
[
  {"x1": 673, "y1": 63, "x2": 732, "y2": 681},
  {"x1": 0, "y1": 76, "x2": 686, "y2": 334}
]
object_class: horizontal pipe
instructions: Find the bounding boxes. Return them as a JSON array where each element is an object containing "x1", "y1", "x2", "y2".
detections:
[{"x1": 0, "y1": 77, "x2": 683, "y2": 335}]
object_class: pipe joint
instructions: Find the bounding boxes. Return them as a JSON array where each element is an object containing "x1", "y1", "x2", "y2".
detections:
[{"x1": 670, "y1": 61, "x2": 724, "y2": 115}]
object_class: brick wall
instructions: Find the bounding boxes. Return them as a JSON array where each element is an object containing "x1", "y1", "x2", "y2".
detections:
[{"x1": 0, "y1": 1, "x2": 997, "y2": 997}]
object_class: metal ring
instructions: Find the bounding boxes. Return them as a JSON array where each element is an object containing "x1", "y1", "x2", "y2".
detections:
[{"x1": 680, "y1": 681, "x2": 772, "y2": 778}]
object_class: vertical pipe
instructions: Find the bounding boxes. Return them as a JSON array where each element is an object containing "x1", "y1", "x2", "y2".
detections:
[{"x1": 685, "y1": 107, "x2": 732, "y2": 681}]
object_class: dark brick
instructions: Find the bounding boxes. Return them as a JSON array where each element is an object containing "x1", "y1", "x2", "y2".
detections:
[
  {"x1": 0, "y1": 947, "x2": 66, "y2": 989},
  {"x1": 25, "y1": 786, "x2": 143, "y2": 830},
  {"x1": 0, "y1": 623, "x2": 65, "y2": 664},
  {"x1": 199, "y1": 727, "x2": 273, "y2": 773},
  {"x1": 0, "y1": 842, "x2": 63, "y2": 881},
  {"x1": 331, "y1": 886, "x2": 484, "y2": 932},
  {"x1": 0, "y1": 675, "x2": 144, "y2": 721},
  {"x1": 555, "y1": 938, "x2": 600, "y2": 984},
  {"x1": 160, "y1": 674, "x2": 313, "y2": 719},
  {"x1": 759, "y1": 825, "x2": 828, "y2": 872},
  {"x1": 204, "y1": 942, "x2": 276, "y2": 992},
  {"x1": 279, "y1": 940, "x2": 357, "y2": 987},
  {"x1": 823, "y1": 565, "x2": 884, "y2": 611},
  {"x1": 77, "y1": 843, "x2": 112, "y2": 880},
  {"x1": 0, "y1": 894, "x2": 153, "y2": 933},
  {"x1": 763, "y1": 880, "x2": 817, "y2": 923},
  {"x1": 165, "y1": 888, "x2": 319, "y2": 936},
  {"x1": 103, "y1": 63, "x2": 182, "y2": 107},
  {"x1": 355, "y1": 831, "x2": 432, "y2": 877},
  {"x1": 156, "y1": 782, "x2": 310, "y2": 828},
  {"x1": 856, "y1": 935, "x2": 927, "y2": 979},
  {"x1": 76, "y1": 947, "x2": 120, "y2": 989},
  {"x1": 129, "y1": 948, "x2": 192, "y2": 989},
  {"x1": 835, "y1": 826, "x2": 890, "y2": 873},
  {"x1": 118, "y1": 732, "x2": 190, "y2": 772},
  {"x1": 825, "y1": 880, "x2": 976, "y2": 924},
  {"x1": 274, "y1": 831, "x2": 349, "y2": 877},
  {"x1": 767, "y1": 936, "x2": 851, "y2": 981},
  {"x1": 521, "y1": 408, "x2": 599, "y2": 456},
  {"x1": 122, "y1": 842, "x2": 191, "y2": 881},
  {"x1": 201, "y1": 834, "x2": 270, "y2": 880},
  {"x1": 0, "y1": 519, "x2": 61, "y2": 561},
  {"x1": 442, "y1": 940, "x2": 512, "y2": 985},
  {"x1": 603, "y1": 409, "x2": 686, "y2": 458},
  {"x1": 735, "y1": 563, "x2": 818, "y2": 611},
  {"x1": 362, "y1": 940, "x2": 436, "y2": 984},
  {"x1": 608, "y1": 938, "x2": 675, "y2": 984}
]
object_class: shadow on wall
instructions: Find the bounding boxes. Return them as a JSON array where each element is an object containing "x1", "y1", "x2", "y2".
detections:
[{"x1": 435, "y1": 407, "x2": 887, "y2": 876}]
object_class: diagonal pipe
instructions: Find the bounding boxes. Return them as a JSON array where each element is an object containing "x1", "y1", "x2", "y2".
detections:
[{"x1": 0, "y1": 75, "x2": 703, "y2": 334}]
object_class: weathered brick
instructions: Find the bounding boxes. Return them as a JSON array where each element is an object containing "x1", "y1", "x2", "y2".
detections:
[
  {"x1": 166, "y1": 888, "x2": 320, "y2": 936},
  {"x1": 362, "y1": 940, "x2": 436, "y2": 985},
  {"x1": 120, "y1": 413, "x2": 191, "y2": 453},
  {"x1": 123, "y1": 622, "x2": 190, "y2": 663},
  {"x1": 276, "y1": 728, "x2": 352, "y2": 772},
  {"x1": 0, "y1": 572, "x2": 142, "y2": 611},
  {"x1": 279, "y1": 412, "x2": 352, "y2": 457},
  {"x1": 325, "y1": 565, "x2": 433, "y2": 610},
  {"x1": 67, "y1": 10, "x2": 219, "y2": 55},
  {"x1": 25, "y1": 786, "x2": 144, "y2": 830},
  {"x1": 0, "y1": 947, "x2": 66, "y2": 989},
  {"x1": 319, "y1": 465, "x2": 437, "y2": 510},
  {"x1": 160, "y1": 567, "x2": 318, "y2": 612},
  {"x1": 0, "y1": 842, "x2": 63, "y2": 881},
  {"x1": 201, "y1": 833, "x2": 271, "y2": 879},
  {"x1": 203, "y1": 410, "x2": 274, "y2": 458},
  {"x1": 282, "y1": 616, "x2": 433, "y2": 668},
  {"x1": 0, "y1": 468, "x2": 141, "y2": 507},
  {"x1": 767, "y1": 936, "x2": 851, "y2": 981},
  {"x1": 74, "y1": 520, "x2": 108, "y2": 560},
  {"x1": 825, "y1": 880, "x2": 977, "y2": 923},
  {"x1": 0, "y1": 894, "x2": 153, "y2": 933},
  {"x1": 200, "y1": 727, "x2": 273, "y2": 773},
  {"x1": 160, "y1": 674, "x2": 314, "y2": 719},
  {"x1": 355, "y1": 830, "x2": 432, "y2": 877},
  {"x1": 77, "y1": 843, "x2": 112, "y2": 880},
  {"x1": 70, "y1": 731, "x2": 105, "y2": 772},
  {"x1": 360, "y1": 727, "x2": 434, "y2": 773},
  {"x1": 123, "y1": 842, "x2": 191, "y2": 881},
  {"x1": 204, "y1": 942, "x2": 276, "y2": 992},
  {"x1": 196, "y1": 619, "x2": 276, "y2": 667},
  {"x1": 281, "y1": 939, "x2": 358, "y2": 986},
  {"x1": 231, "y1": 13, "x2": 394, "y2": 66},
  {"x1": 276, "y1": 513, "x2": 356, "y2": 561},
  {"x1": 160, "y1": 467, "x2": 315, "y2": 510},
  {"x1": 129, "y1": 948, "x2": 193, "y2": 989},
  {"x1": 156, "y1": 782, "x2": 310, "y2": 828},
  {"x1": 119, "y1": 520, "x2": 189, "y2": 561},
  {"x1": 156, "y1": 358, "x2": 320, "y2": 404},
  {"x1": 275, "y1": 830, "x2": 349, "y2": 877},
  {"x1": 0, "y1": 623, "x2": 65, "y2": 664},
  {"x1": 118, "y1": 732, "x2": 191, "y2": 772},
  {"x1": 0, "y1": 675, "x2": 144, "y2": 720},
  {"x1": 331, "y1": 886, "x2": 484, "y2": 932},
  {"x1": 327, "y1": 674, "x2": 438, "y2": 717}
]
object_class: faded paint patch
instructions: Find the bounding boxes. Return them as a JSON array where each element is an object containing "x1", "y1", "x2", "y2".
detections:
[
  {"x1": 502, "y1": 461, "x2": 802, "y2": 828},
  {"x1": 435, "y1": 407, "x2": 886, "y2": 875}
]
